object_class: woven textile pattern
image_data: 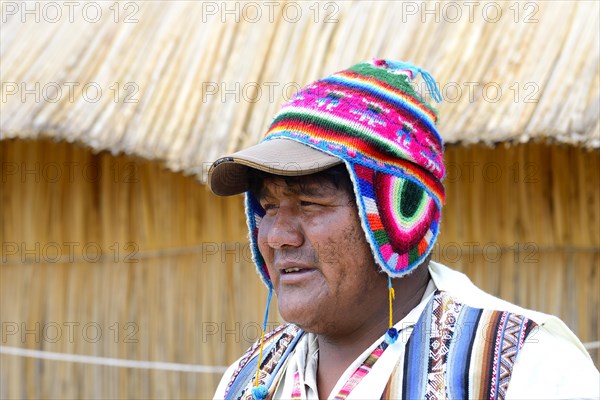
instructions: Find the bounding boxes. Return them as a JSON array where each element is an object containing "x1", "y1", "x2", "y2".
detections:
[
  {"x1": 224, "y1": 324, "x2": 301, "y2": 399},
  {"x1": 225, "y1": 292, "x2": 537, "y2": 399},
  {"x1": 392, "y1": 292, "x2": 537, "y2": 400},
  {"x1": 425, "y1": 294, "x2": 462, "y2": 399}
]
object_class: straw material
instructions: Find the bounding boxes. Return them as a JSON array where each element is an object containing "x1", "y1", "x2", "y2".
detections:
[
  {"x1": 1, "y1": 1, "x2": 599, "y2": 397},
  {"x1": 0, "y1": 138, "x2": 279, "y2": 399},
  {"x1": 1, "y1": 139, "x2": 597, "y2": 398},
  {"x1": 1, "y1": 1, "x2": 598, "y2": 185}
]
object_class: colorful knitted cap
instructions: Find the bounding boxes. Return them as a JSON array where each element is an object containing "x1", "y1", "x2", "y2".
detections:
[{"x1": 209, "y1": 59, "x2": 445, "y2": 289}]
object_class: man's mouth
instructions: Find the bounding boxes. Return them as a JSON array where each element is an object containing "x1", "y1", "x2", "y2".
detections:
[
  {"x1": 277, "y1": 265, "x2": 317, "y2": 283},
  {"x1": 283, "y1": 267, "x2": 304, "y2": 274}
]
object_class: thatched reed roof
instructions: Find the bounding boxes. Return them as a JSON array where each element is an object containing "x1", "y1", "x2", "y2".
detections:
[{"x1": 1, "y1": 1, "x2": 598, "y2": 181}]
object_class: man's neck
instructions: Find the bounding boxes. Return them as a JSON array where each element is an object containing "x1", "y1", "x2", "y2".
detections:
[{"x1": 315, "y1": 266, "x2": 432, "y2": 398}]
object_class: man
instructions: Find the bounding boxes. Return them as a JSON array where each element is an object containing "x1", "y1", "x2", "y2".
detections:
[{"x1": 209, "y1": 60, "x2": 599, "y2": 399}]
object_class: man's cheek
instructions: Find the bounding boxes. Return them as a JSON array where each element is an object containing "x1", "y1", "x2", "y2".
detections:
[
  {"x1": 256, "y1": 225, "x2": 271, "y2": 257},
  {"x1": 315, "y1": 242, "x2": 339, "y2": 264}
]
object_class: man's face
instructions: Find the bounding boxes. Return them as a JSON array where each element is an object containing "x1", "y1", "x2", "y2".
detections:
[{"x1": 256, "y1": 174, "x2": 389, "y2": 335}]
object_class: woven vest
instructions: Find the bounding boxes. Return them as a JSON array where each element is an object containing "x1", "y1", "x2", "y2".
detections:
[{"x1": 224, "y1": 290, "x2": 537, "y2": 400}]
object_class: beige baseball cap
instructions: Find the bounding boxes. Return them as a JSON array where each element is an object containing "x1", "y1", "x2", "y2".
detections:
[{"x1": 208, "y1": 138, "x2": 342, "y2": 196}]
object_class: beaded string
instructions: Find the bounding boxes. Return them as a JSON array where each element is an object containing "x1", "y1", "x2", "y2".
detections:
[
  {"x1": 251, "y1": 288, "x2": 273, "y2": 400},
  {"x1": 385, "y1": 277, "x2": 399, "y2": 344}
]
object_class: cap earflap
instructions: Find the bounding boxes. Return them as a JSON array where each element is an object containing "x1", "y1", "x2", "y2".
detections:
[
  {"x1": 244, "y1": 192, "x2": 272, "y2": 289},
  {"x1": 348, "y1": 162, "x2": 441, "y2": 277}
]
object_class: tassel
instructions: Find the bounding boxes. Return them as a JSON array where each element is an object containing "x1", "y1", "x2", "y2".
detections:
[
  {"x1": 252, "y1": 288, "x2": 273, "y2": 400},
  {"x1": 380, "y1": 60, "x2": 443, "y2": 103},
  {"x1": 251, "y1": 385, "x2": 268, "y2": 400},
  {"x1": 419, "y1": 69, "x2": 443, "y2": 103}
]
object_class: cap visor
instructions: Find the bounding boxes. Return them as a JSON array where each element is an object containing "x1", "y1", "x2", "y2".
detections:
[{"x1": 208, "y1": 138, "x2": 342, "y2": 196}]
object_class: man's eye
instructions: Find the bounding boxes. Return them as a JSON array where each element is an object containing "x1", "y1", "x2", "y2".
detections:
[
  {"x1": 300, "y1": 201, "x2": 320, "y2": 207},
  {"x1": 262, "y1": 203, "x2": 278, "y2": 211}
]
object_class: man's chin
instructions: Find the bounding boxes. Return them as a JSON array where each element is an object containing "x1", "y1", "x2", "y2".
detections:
[
  {"x1": 278, "y1": 306, "x2": 321, "y2": 331},
  {"x1": 279, "y1": 314, "x2": 341, "y2": 337},
  {"x1": 278, "y1": 307, "x2": 309, "y2": 324}
]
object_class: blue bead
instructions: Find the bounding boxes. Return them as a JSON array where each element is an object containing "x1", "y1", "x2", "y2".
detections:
[
  {"x1": 251, "y1": 384, "x2": 268, "y2": 400},
  {"x1": 385, "y1": 327, "x2": 398, "y2": 344}
]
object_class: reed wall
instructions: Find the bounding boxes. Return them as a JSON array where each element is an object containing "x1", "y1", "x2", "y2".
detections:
[{"x1": 1, "y1": 138, "x2": 598, "y2": 399}]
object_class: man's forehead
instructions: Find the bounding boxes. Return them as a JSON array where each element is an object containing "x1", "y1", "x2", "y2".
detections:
[{"x1": 259, "y1": 174, "x2": 340, "y2": 198}]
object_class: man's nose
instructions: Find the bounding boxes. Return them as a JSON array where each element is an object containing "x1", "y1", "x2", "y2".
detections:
[{"x1": 266, "y1": 208, "x2": 303, "y2": 249}]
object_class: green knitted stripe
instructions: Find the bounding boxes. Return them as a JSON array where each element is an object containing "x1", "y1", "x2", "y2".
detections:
[
  {"x1": 408, "y1": 246, "x2": 420, "y2": 264},
  {"x1": 373, "y1": 229, "x2": 390, "y2": 246},
  {"x1": 346, "y1": 63, "x2": 438, "y2": 116},
  {"x1": 270, "y1": 109, "x2": 413, "y2": 160}
]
